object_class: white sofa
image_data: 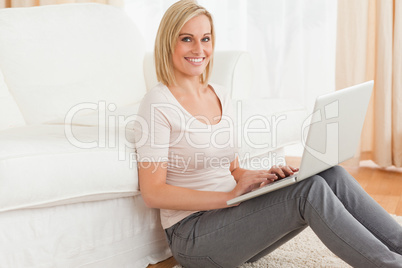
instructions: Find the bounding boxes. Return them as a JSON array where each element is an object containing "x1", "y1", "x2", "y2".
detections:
[{"x1": 0, "y1": 3, "x2": 306, "y2": 267}]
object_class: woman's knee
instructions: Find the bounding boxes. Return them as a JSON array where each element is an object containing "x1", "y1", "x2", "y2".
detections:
[
  {"x1": 306, "y1": 175, "x2": 327, "y2": 186},
  {"x1": 319, "y1": 165, "x2": 348, "y2": 178},
  {"x1": 321, "y1": 165, "x2": 355, "y2": 184},
  {"x1": 316, "y1": 166, "x2": 361, "y2": 196},
  {"x1": 301, "y1": 175, "x2": 331, "y2": 196},
  {"x1": 331, "y1": 165, "x2": 349, "y2": 176}
]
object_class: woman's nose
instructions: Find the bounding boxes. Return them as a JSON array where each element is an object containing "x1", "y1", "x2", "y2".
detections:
[{"x1": 192, "y1": 40, "x2": 203, "y2": 54}]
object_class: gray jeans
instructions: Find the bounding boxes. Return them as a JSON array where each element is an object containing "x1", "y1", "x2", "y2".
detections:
[{"x1": 165, "y1": 166, "x2": 402, "y2": 268}]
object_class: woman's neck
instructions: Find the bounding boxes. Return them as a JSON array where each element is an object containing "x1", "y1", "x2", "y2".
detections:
[{"x1": 169, "y1": 76, "x2": 206, "y2": 96}]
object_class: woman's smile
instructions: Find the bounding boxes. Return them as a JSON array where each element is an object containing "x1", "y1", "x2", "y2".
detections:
[{"x1": 185, "y1": 57, "x2": 205, "y2": 65}]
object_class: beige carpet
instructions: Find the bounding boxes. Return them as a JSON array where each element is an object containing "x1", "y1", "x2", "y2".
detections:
[{"x1": 174, "y1": 215, "x2": 402, "y2": 268}]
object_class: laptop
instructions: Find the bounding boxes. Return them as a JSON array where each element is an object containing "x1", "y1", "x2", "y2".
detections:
[{"x1": 227, "y1": 80, "x2": 374, "y2": 206}]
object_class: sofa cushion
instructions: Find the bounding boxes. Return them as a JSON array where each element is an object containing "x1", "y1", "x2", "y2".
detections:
[
  {"x1": 0, "y1": 3, "x2": 147, "y2": 124},
  {"x1": 0, "y1": 69, "x2": 25, "y2": 131},
  {"x1": 0, "y1": 124, "x2": 139, "y2": 212}
]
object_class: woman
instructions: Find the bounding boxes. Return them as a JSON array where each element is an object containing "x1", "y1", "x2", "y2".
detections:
[{"x1": 134, "y1": 1, "x2": 402, "y2": 267}]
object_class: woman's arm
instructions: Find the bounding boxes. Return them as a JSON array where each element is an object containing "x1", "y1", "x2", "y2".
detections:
[{"x1": 139, "y1": 161, "x2": 277, "y2": 210}]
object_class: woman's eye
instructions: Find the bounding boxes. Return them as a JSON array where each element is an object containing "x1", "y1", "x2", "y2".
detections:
[{"x1": 180, "y1": 36, "x2": 210, "y2": 42}]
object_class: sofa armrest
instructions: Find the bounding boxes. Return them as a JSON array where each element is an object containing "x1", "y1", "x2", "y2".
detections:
[
  {"x1": 143, "y1": 51, "x2": 253, "y2": 98},
  {"x1": 0, "y1": 125, "x2": 139, "y2": 213}
]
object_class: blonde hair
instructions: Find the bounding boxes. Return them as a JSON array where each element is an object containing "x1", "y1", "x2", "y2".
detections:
[{"x1": 154, "y1": 0, "x2": 215, "y2": 86}]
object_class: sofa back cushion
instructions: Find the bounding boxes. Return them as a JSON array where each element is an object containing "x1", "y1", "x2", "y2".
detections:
[
  {"x1": 0, "y1": 69, "x2": 26, "y2": 131},
  {"x1": 0, "y1": 4, "x2": 146, "y2": 124}
]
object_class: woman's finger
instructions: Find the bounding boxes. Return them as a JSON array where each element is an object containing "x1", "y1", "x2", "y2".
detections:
[
  {"x1": 281, "y1": 166, "x2": 294, "y2": 176},
  {"x1": 267, "y1": 174, "x2": 278, "y2": 180},
  {"x1": 269, "y1": 165, "x2": 286, "y2": 178},
  {"x1": 288, "y1": 165, "x2": 299, "y2": 172}
]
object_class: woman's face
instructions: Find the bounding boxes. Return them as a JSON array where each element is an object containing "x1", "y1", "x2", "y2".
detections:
[{"x1": 172, "y1": 15, "x2": 213, "y2": 82}]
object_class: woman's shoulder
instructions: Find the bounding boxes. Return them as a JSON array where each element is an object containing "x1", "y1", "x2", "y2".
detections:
[
  {"x1": 209, "y1": 82, "x2": 231, "y2": 102},
  {"x1": 140, "y1": 82, "x2": 170, "y2": 105}
]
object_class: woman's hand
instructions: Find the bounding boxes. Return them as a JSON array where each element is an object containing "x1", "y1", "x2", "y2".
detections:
[
  {"x1": 258, "y1": 164, "x2": 299, "y2": 187},
  {"x1": 228, "y1": 164, "x2": 299, "y2": 205},
  {"x1": 230, "y1": 170, "x2": 278, "y2": 200},
  {"x1": 268, "y1": 165, "x2": 299, "y2": 179}
]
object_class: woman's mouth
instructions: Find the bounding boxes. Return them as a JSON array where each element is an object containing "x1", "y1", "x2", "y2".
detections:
[{"x1": 185, "y1": 57, "x2": 205, "y2": 65}]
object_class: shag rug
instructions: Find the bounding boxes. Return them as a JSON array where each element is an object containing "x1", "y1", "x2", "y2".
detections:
[{"x1": 174, "y1": 215, "x2": 402, "y2": 268}]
